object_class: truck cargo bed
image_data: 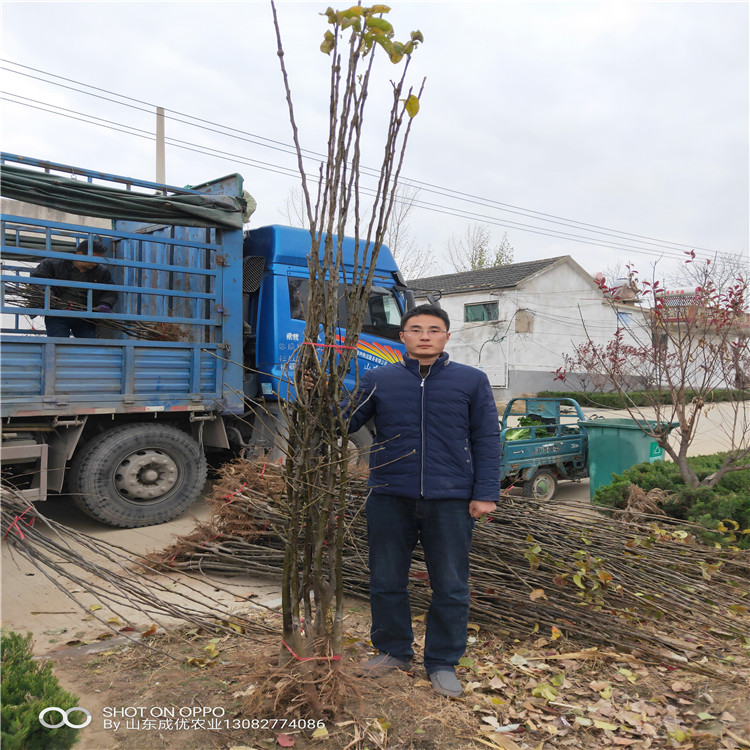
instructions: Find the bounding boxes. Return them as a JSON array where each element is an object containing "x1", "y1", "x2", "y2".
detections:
[{"x1": 1, "y1": 337, "x2": 224, "y2": 417}]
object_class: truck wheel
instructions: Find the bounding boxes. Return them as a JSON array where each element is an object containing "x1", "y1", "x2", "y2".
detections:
[
  {"x1": 69, "y1": 424, "x2": 207, "y2": 528},
  {"x1": 523, "y1": 468, "x2": 557, "y2": 502}
]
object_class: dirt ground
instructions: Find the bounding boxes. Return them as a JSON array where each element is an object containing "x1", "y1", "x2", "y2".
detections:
[{"x1": 43, "y1": 602, "x2": 750, "y2": 750}]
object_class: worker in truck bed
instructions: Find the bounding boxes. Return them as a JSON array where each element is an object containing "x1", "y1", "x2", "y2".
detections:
[{"x1": 30, "y1": 239, "x2": 118, "y2": 338}]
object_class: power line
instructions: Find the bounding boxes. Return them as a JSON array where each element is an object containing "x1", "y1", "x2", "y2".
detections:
[
  {"x1": 4, "y1": 61, "x2": 742, "y2": 263},
  {"x1": 1, "y1": 95, "x2": 303, "y2": 181},
  {"x1": 2, "y1": 93, "x2": 717, "y2": 266},
  {"x1": 2, "y1": 59, "x2": 746, "y2": 264},
  {"x1": 6, "y1": 60, "x2": 734, "y2": 258},
  {"x1": 1, "y1": 62, "x2": 308, "y2": 158},
  {"x1": 7, "y1": 60, "x2": 731, "y2": 257},
  {"x1": 401, "y1": 194, "x2": 707, "y2": 263},
  {"x1": 6, "y1": 94, "x2": 705, "y2": 263}
]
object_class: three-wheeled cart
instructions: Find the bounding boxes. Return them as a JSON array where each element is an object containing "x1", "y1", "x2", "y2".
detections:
[{"x1": 500, "y1": 397, "x2": 588, "y2": 501}]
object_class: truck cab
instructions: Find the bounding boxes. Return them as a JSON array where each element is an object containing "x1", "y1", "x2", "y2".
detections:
[
  {"x1": 243, "y1": 225, "x2": 410, "y2": 398},
  {"x1": 236, "y1": 225, "x2": 411, "y2": 456}
]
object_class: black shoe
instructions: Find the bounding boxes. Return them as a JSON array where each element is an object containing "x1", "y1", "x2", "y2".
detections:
[{"x1": 358, "y1": 654, "x2": 412, "y2": 677}]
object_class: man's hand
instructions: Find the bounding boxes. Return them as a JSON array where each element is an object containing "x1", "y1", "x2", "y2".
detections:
[
  {"x1": 469, "y1": 500, "x2": 496, "y2": 519},
  {"x1": 302, "y1": 370, "x2": 316, "y2": 391}
]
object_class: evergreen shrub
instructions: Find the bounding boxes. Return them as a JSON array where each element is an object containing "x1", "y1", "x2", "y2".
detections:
[
  {"x1": 1, "y1": 630, "x2": 81, "y2": 749},
  {"x1": 592, "y1": 453, "x2": 750, "y2": 548}
]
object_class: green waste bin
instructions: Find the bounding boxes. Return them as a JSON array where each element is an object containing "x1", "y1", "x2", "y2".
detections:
[{"x1": 579, "y1": 418, "x2": 677, "y2": 500}]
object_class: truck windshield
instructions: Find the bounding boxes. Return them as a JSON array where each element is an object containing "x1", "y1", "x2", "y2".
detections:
[{"x1": 288, "y1": 278, "x2": 402, "y2": 341}]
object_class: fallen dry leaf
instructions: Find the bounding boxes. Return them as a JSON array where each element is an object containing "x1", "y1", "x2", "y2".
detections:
[
  {"x1": 474, "y1": 734, "x2": 525, "y2": 750},
  {"x1": 641, "y1": 723, "x2": 659, "y2": 738},
  {"x1": 670, "y1": 680, "x2": 693, "y2": 692}
]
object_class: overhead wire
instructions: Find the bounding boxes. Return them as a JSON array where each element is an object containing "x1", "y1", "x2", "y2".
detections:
[
  {"x1": 4, "y1": 61, "x2": 736, "y2": 259},
  {"x1": 10, "y1": 93, "x2": 740, "y2": 273},
  {"x1": 397, "y1": 195, "x2": 711, "y2": 262},
  {"x1": 2, "y1": 59, "x2": 746, "y2": 266},
  {"x1": 1, "y1": 85, "x2": 736, "y2": 265},
  {"x1": 0, "y1": 95, "x2": 305, "y2": 180}
]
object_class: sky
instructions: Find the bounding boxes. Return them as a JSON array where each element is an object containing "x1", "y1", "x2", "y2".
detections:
[{"x1": 1, "y1": 1, "x2": 748, "y2": 284}]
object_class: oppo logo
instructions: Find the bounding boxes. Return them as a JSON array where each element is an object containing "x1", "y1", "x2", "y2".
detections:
[{"x1": 38, "y1": 706, "x2": 92, "y2": 729}]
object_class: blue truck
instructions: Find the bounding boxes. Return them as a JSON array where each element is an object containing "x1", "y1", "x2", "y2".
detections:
[{"x1": 0, "y1": 153, "x2": 412, "y2": 527}]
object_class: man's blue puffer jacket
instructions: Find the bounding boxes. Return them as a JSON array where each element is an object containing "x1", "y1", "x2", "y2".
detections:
[{"x1": 347, "y1": 352, "x2": 501, "y2": 502}]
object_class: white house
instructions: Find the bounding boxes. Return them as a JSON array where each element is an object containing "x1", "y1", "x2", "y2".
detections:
[{"x1": 408, "y1": 256, "x2": 646, "y2": 400}]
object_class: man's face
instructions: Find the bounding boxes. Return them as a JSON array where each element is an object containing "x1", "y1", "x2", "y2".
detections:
[
  {"x1": 399, "y1": 314, "x2": 450, "y2": 362},
  {"x1": 72, "y1": 253, "x2": 102, "y2": 272}
]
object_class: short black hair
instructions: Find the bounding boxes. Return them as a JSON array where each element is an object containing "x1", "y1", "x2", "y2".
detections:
[
  {"x1": 77, "y1": 239, "x2": 107, "y2": 256},
  {"x1": 400, "y1": 304, "x2": 450, "y2": 332}
]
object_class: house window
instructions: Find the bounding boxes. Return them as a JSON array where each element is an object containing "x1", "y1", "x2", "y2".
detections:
[
  {"x1": 617, "y1": 311, "x2": 633, "y2": 328},
  {"x1": 464, "y1": 301, "x2": 498, "y2": 323}
]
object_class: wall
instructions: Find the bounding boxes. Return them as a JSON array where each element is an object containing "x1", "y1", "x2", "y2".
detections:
[{"x1": 417, "y1": 259, "x2": 648, "y2": 399}]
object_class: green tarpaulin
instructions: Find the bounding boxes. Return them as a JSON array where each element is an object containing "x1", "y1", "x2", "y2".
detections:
[{"x1": 1, "y1": 164, "x2": 248, "y2": 230}]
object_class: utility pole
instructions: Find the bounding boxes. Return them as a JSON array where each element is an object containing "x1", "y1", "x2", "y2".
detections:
[{"x1": 156, "y1": 107, "x2": 165, "y2": 183}]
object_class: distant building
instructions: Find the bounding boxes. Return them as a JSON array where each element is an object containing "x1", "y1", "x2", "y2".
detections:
[{"x1": 408, "y1": 256, "x2": 646, "y2": 400}]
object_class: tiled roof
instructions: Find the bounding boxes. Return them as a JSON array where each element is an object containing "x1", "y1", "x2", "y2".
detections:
[{"x1": 408, "y1": 257, "x2": 568, "y2": 295}]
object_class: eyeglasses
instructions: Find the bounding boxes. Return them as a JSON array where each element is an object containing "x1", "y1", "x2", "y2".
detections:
[{"x1": 402, "y1": 327, "x2": 448, "y2": 336}]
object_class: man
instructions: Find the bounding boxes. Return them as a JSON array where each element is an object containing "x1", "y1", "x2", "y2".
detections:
[
  {"x1": 30, "y1": 239, "x2": 117, "y2": 338},
  {"x1": 346, "y1": 303, "x2": 501, "y2": 698}
]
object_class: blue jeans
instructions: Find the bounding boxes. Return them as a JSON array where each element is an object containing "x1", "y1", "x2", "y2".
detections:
[
  {"x1": 44, "y1": 316, "x2": 97, "y2": 338},
  {"x1": 366, "y1": 492, "x2": 475, "y2": 674}
]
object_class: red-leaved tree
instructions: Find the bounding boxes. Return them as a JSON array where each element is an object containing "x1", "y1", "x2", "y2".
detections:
[{"x1": 558, "y1": 254, "x2": 749, "y2": 488}]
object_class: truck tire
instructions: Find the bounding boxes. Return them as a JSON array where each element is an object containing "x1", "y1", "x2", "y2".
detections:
[
  {"x1": 523, "y1": 468, "x2": 557, "y2": 502},
  {"x1": 68, "y1": 424, "x2": 207, "y2": 528}
]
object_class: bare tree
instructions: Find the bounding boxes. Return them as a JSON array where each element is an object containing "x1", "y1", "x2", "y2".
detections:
[
  {"x1": 278, "y1": 184, "x2": 307, "y2": 228},
  {"x1": 270, "y1": 1, "x2": 424, "y2": 698},
  {"x1": 669, "y1": 250, "x2": 750, "y2": 294},
  {"x1": 599, "y1": 260, "x2": 636, "y2": 289},
  {"x1": 280, "y1": 183, "x2": 356, "y2": 232},
  {"x1": 446, "y1": 223, "x2": 514, "y2": 272},
  {"x1": 384, "y1": 183, "x2": 435, "y2": 278}
]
